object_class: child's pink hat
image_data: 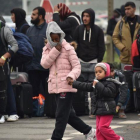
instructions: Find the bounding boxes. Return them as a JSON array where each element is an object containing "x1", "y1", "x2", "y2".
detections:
[{"x1": 95, "y1": 62, "x2": 110, "y2": 77}]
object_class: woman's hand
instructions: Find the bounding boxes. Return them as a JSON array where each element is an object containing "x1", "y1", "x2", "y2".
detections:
[
  {"x1": 116, "y1": 106, "x2": 120, "y2": 113},
  {"x1": 55, "y1": 44, "x2": 62, "y2": 52},
  {"x1": 0, "y1": 58, "x2": 6, "y2": 66},
  {"x1": 66, "y1": 77, "x2": 73, "y2": 85}
]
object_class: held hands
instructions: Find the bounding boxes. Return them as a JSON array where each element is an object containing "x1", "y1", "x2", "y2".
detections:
[
  {"x1": 66, "y1": 77, "x2": 74, "y2": 85},
  {"x1": 55, "y1": 44, "x2": 62, "y2": 52},
  {"x1": 54, "y1": 5, "x2": 62, "y2": 12},
  {"x1": 116, "y1": 106, "x2": 120, "y2": 113}
]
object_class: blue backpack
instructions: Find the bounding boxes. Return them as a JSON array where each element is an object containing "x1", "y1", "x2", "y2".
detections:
[{"x1": 13, "y1": 32, "x2": 34, "y2": 57}]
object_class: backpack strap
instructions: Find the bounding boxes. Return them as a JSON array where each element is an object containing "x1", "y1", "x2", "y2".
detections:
[
  {"x1": 119, "y1": 20, "x2": 123, "y2": 39},
  {"x1": 19, "y1": 23, "x2": 29, "y2": 32},
  {"x1": 0, "y1": 22, "x2": 8, "y2": 52},
  {"x1": 68, "y1": 15, "x2": 81, "y2": 25}
]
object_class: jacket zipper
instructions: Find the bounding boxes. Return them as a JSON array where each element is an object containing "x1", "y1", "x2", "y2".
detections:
[
  {"x1": 54, "y1": 62, "x2": 58, "y2": 93},
  {"x1": 105, "y1": 102, "x2": 109, "y2": 111}
]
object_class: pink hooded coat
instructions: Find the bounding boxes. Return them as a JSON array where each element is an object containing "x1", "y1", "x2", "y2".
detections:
[{"x1": 41, "y1": 39, "x2": 81, "y2": 94}]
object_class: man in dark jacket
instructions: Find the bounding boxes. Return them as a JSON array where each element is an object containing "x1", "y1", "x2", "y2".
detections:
[
  {"x1": 74, "y1": 8, "x2": 105, "y2": 118},
  {"x1": 53, "y1": 3, "x2": 81, "y2": 42},
  {"x1": 107, "y1": 9, "x2": 122, "y2": 56},
  {"x1": 107, "y1": 9, "x2": 122, "y2": 36},
  {"x1": 26, "y1": 7, "x2": 49, "y2": 97}
]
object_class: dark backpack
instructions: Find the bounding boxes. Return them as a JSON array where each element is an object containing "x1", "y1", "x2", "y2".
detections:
[
  {"x1": 13, "y1": 32, "x2": 33, "y2": 57},
  {"x1": 10, "y1": 24, "x2": 34, "y2": 70}
]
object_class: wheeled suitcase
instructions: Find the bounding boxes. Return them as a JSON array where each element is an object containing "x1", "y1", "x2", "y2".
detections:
[
  {"x1": 133, "y1": 72, "x2": 140, "y2": 111},
  {"x1": 13, "y1": 83, "x2": 33, "y2": 118},
  {"x1": 10, "y1": 71, "x2": 28, "y2": 85},
  {"x1": 122, "y1": 70, "x2": 135, "y2": 112}
]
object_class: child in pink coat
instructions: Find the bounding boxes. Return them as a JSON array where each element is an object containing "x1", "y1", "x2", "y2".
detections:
[{"x1": 41, "y1": 21, "x2": 96, "y2": 140}]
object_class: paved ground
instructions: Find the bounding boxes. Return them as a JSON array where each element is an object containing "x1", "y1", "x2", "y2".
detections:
[{"x1": 0, "y1": 113, "x2": 140, "y2": 140}]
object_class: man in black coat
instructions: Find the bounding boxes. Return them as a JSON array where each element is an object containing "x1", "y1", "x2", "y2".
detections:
[
  {"x1": 107, "y1": 9, "x2": 122, "y2": 36},
  {"x1": 73, "y1": 8, "x2": 105, "y2": 118},
  {"x1": 107, "y1": 8, "x2": 122, "y2": 56},
  {"x1": 53, "y1": 3, "x2": 81, "y2": 42}
]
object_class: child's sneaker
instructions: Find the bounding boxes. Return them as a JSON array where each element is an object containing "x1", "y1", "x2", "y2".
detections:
[
  {"x1": 85, "y1": 128, "x2": 96, "y2": 140},
  {"x1": 120, "y1": 137, "x2": 124, "y2": 140},
  {"x1": 7, "y1": 115, "x2": 19, "y2": 122},
  {"x1": 89, "y1": 115, "x2": 96, "y2": 119},
  {"x1": 0, "y1": 116, "x2": 5, "y2": 124}
]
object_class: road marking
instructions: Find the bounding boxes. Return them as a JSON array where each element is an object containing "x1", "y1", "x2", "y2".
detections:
[
  {"x1": 110, "y1": 125, "x2": 124, "y2": 129},
  {"x1": 47, "y1": 138, "x2": 73, "y2": 140},
  {"x1": 118, "y1": 121, "x2": 140, "y2": 124}
]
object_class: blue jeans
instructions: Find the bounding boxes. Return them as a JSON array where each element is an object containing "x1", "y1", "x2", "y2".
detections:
[
  {"x1": 115, "y1": 90, "x2": 130, "y2": 110},
  {"x1": 6, "y1": 76, "x2": 17, "y2": 115}
]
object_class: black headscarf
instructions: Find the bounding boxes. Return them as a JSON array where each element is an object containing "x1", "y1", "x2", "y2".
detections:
[{"x1": 11, "y1": 8, "x2": 26, "y2": 28}]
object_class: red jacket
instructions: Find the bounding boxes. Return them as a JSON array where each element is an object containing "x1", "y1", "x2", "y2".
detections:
[{"x1": 131, "y1": 39, "x2": 140, "y2": 68}]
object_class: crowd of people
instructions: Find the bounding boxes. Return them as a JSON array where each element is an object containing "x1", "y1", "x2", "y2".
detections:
[{"x1": 0, "y1": 1, "x2": 139, "y2": 140}]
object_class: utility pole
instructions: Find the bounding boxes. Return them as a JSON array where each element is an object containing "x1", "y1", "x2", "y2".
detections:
[
  {"x1": 107, "y1": 0, "x2": 114, "y2": 63},
  {"x1": 108, "y1": 0, "x2": 114, "y2": 20},
  {"x1": 65, "y1": 0, "x2": 70, "y2": 6},
  {"x1": 22, "y1": 0, "x2": 28, "y2": 14}
]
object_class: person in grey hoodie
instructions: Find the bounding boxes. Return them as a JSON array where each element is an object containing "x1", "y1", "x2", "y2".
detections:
[{"x1": 0, "y1": 17, "x2": 18, "y2": 123}]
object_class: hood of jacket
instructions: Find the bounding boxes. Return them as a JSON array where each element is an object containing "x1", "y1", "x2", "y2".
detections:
[
  {"x1": 81, "y1": 8, "x2": 95, "y2": 28},
  {"x1": 46, "y1": 21, "x2": 65, "y2": 47},
  {"x1": 11, "y1": 8, "x2": 27, "y2": 28}
]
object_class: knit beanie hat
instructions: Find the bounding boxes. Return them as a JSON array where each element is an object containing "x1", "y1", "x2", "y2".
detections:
[{"x1": 95, "y1": 63, "x2": 110, "y2": 77}]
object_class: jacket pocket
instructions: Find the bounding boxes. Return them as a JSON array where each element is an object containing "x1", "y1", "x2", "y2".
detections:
[
  {"x1": 120, "y1": 49, "x2": 129, "y2": 62},
  {"x1": 47, "y1": 77, "x2": 52, "y2": 91},
  {"x1": 61, "y1": 77, "x2": 70, "y2": 88}
]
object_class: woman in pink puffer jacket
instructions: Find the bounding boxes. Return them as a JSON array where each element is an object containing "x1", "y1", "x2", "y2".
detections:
[
  {"x1": 41, "y1": 21, "x2": 95, "y2": 140},
  {"x1": 41, "y1": 35, "x2": 81, "y2": 94}
]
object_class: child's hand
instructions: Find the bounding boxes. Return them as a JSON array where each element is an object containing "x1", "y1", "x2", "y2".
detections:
[
  {"x1": 55, "y1": 44, "x2": 62, "y2": 51},
  {"x1": 116, "y1": 106, "x2": 120, "y2": 113},
  {"x1": 66, "y1": 77, "x2": 73, "y2": 85},
  {"x1": 93, "y1": 79, "x2": 98, "y2": 86}
]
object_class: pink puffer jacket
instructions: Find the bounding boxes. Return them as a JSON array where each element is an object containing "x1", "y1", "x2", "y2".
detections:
[{"x1": 41, "y1": 39, "x2": 81, "y2": 94}]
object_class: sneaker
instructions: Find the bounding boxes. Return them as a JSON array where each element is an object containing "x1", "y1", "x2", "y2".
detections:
[
  {"x1": 85, "y1": 128, "x2": 96, "y2": 140},
  {"x1": 0, "y1": 116, "x2": 5, "y2": 124},
  {"x1": 120, "y1": 137, "x2": 124, "y2": 140},
  {"x1": 89, "y1": 115, "x2": 96, "y2": 119},
  {"x1": 7, "y1": 115, "x2": 19, "y2": 122}
]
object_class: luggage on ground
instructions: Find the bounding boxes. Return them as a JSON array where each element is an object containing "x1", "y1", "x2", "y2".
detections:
[
  {"x1": 122, "y1": 68, "x2": 135, "y2": 112},
  {"x1": 133, "y1": 71, "x2": 140, "y2": 111},
  {"x1": 32, "y1": 94, "x2": 45, "y2": 117},
  {"x1": 10, "y1": 68, "x2": 33, "y2": 118},
  {"x1": 13, "y1": 83, "x2": 33, "y2": 118}
]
